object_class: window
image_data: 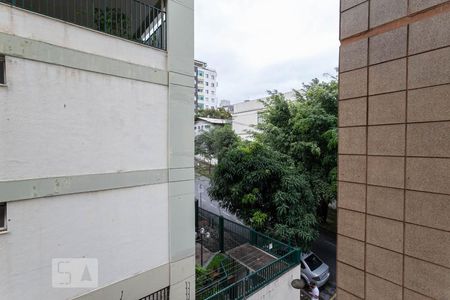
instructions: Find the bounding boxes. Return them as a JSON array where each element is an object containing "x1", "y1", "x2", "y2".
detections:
[
  {"x1": 304, "y1": 253, "x2": 323, "y2": 271},
  {"x1": 257, "y1": 112, "x2": 263, "y2": 124},
  {"x1": 205, "y1": 125, "x2": 211, "y2": 129},
  {"x1": 211, "y1": 83, "x2": 215, "y2": 87},
  {"x1": 206, "y1": 90, "x2": 209, "y2": 94},
  {"x1": 211, "y1": 91, "x2": 215, "y2": 95},
  {"x1": 199, "y1": 95, "x2": 204, "y2": 101},
  {"x1": 206, "y1": 82, "x2": 209, "y2": 86},
  {"x1": 0, "y1": 203, "x2": 6, "y2": 232},
  {"x1": 198, "y1": 71, "x2": 204, "y2": 77},
  {"x1": 0, "y1": 55, "x2": 5, "y2": 84},
  {"x1": 198, "y1": 88, "x2": 203, "y2": 93},
  {"x1": 206, "y1": 74, "x2": 209, "y2": 78},
  {"x1": 212, "y1": 75, "x2": 215, "y2": 80}
]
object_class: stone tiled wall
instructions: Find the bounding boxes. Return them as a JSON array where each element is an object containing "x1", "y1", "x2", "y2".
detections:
[{"x1": 338, "y1": 1, "x2": 450, "y2": 299}]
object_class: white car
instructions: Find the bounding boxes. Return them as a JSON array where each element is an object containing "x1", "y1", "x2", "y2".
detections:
[{"x1": 300, "y1": 252, "x2": 330, "y2": 288}]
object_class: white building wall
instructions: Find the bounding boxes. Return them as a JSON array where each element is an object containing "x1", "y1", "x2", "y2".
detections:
[
  {"x1": 247, "y1": 266, "x2": 301, "y2": 300},
  {"x1": 232, "y1": 100, "x2": 265, "y2": 140},
  {"x1": 194, "y1": 120, "x2": 214, "y2": 136},
  {"x1": 0, "y1": 56, "x2": 168, "y2": 180},
  {"x1": 0, "y1": 184, "x2": 169, "y2": 300},
  {"x1": 0, "y1": 4, "x2": 167, "y2": 70},
  {"x1": 232, "y1": 91, "x2": 296, "y2": 140},
  {"x1": 0, "y1": 2, "x2": 194, "y2": 299}
]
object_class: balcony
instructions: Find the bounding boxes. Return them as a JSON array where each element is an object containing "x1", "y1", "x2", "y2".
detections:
[
  {"x1": 196, "y1": 207, "x2": 301, "y2": 300},
  {"x1": 0, "y1": 0, "x2": 166, "y2": 50}
]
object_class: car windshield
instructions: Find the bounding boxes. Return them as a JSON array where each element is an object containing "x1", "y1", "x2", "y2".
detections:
[{"x1": 304, "y1": 253, "x2": 323, "y2": 271}]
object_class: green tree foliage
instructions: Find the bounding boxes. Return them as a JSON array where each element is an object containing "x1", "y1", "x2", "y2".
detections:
[
  {"x1": 195, "y1": 125, "x2": 239, "y2": 159},
  {"x1": 257, "y1": 77, "x2": 338, "y2": 222},
  {"x1": 207, "y1": 76, "x2": 337, "y2": 249},
  {"x1": 195, "y1": 125, "x2": 239, "y2": 174},
  {"x1": 195, "y1": 129, "x2": 215, "y2": 166},
  {"x1": 209, "y1": 142, "x2": 318, "y2": 250},
  {"x1": 196, "y1": 108, "x2": 232, "y2": 120}
]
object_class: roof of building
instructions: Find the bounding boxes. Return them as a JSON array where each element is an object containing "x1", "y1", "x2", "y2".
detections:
[
  {"x1": 232, "y1": 90, "x2": 298, "y2": 114},
  {"x1": 195, "y1": 117, "x2": 231, "y2": 125}
]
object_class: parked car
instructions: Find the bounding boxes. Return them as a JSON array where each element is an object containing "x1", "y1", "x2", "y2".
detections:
[{"x1": 300, "y1": 251, "x2": 330, "y2": 288}]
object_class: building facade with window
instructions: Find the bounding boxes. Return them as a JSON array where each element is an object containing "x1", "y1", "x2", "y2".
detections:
[
  {"x1": 194, "y1": 117, "x2": 231, "y2": 136},
  {"x1": 194, "y1": 60, "x2": 218, "y2": 110},
  {"x1": 231, "y1": 91, "x2": 296, "y2": 140},
  {"x1": 0, "y1": 0, "x2": 194, "y2": 299}
]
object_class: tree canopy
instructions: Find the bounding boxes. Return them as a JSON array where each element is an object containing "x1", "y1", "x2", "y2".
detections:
[
  {"x1": 196, "y1": 107, "x2": 232, "y2": 120},
  {"x1": 195, "y1": 125, "x2": 239, "y2": 161},
  {"x1": 209, "y1": 142, "x2": 318, "y2": 250},
  {"x1": 206, "y1": 76, "x2": 338, "y2": 249},
  {"x1": 257, "y1": 78, "x2": 338, "y2": 222}
]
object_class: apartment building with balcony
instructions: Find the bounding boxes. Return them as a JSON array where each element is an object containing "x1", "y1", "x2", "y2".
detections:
[
  {"x1": 338, "y1": 0, "x2": 450, "y2": 299},
  {"x1": 195, "y1": 60, "x2": 218, "y2": 110},
  {"x1": 0, "y1": 0, "x2": 194, "y2": 299}
]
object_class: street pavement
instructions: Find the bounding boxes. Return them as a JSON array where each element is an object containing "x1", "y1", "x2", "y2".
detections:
[
  {"x1": 312, "y1": 229, "x2": 337, "y2": 299},
  {"x1": 195, "y1": 176, "x2": 337, "y2": 299},
  {"x1": 195, "y1": 176, "x2": 242, "y2": 224}
]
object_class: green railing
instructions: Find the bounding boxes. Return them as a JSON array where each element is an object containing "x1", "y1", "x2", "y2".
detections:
[
  {"x1": 196, "y1": 206, "x2": 301, "y2": 300},
  {"x1": 223, "y1": 216, "x2": 294, "y2": 258},
  {"x1": 205, "y1": 250, "x2": 300, "y2": 300},
  {"x1": 197, "y1": 255, "x2": 249, "y2": 300},
  {"x1": 0, "y1": 0, "x2": 166, "y2": 50}
]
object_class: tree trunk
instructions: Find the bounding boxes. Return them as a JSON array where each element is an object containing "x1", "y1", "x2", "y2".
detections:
[{"x1": 209, "y1": 159, "x2": 212, "y2": 174}]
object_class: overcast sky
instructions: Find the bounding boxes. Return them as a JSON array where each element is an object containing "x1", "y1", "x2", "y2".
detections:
[{"x1": 195, "y1": 0, "x2": 340, "y2": 104}]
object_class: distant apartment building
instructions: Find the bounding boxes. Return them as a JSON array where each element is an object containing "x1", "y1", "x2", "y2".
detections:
[
  {"x1": 232, "y1": 99, "x2": 265, "y2": 140},
  {"x1": 219, "y1": 99, "x2": 231, "y2": 107},
  {"x1": 0, "y1": 1, "x2": 194, "y2": 299},
  {"x1": 194, "y1": 117, "x2": 231, "y2": 136},
  {"x1": 218, "y1": 99, "x2": 233, "y2": 112},
  {"x1": 195, "y1": 60, "x2": 218, "y2": 110},
  {"x1": 232, "y1": 91, "x2": 296, "y2": 140},
  {"x1": 338, "y1": 1, "x2": 450, "y2": 299}
]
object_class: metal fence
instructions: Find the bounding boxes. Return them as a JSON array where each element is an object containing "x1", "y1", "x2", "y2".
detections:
[
  {"x1": 139, "y1": 286, "x2": 170, "y2": 300},
  {"x1": 197, "y1": 206, "x2": 295, "y2": 258},
  {"x1": 0, "y1": 0, "x2": 166, "y2": 50},
  {"x1": 196, "y1": 254, "x2": 249, "y2": 300},
  {"x1": 206, "y1": 250, "x2": 300, "y2": 300},
  {"x1": 196, "y1": 206, "x2": 301, "y2": 300},
  {"x1": 197, "y1": 207, "x2": 221, "y2": 253}
]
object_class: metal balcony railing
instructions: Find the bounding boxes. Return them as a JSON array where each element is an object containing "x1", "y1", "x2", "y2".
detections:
[
  {"x1": 0, "y1": 0, "x2": 167, "y2": 50},
  {"x1": 139, "y1": 286, "x2": 170, "y2": 300},
  {"x1": 196, "y1": 207, "x2": 302, "y2": 300}
]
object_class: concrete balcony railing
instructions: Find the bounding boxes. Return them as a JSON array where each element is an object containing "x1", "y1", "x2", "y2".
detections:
[{"x1": 0, "y1": 0, "x2": 167, "y2": 50}]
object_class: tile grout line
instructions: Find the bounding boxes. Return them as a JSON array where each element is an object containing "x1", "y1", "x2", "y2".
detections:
[
  {"x1": 337, "y1": 207, "x2": 450, "y2": 234},
  {"x1": 337, "y1": 236, "x2": 450, "y2": 271},
  {"x1": 364, "y1": 1, "x2": 370, "y2": 298},
  {"x1": 341, "y1": 43, "x2": 450, "y2": 74},
  {"x1": 341, "y1": 1, "x2": 450, "y2": 45},
  {"x1": 402, "y1": 16, "x2": 410, "y2": 299},
  {"x1": 339, "y1": 79, "x2": 450, "y2": 101}
]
